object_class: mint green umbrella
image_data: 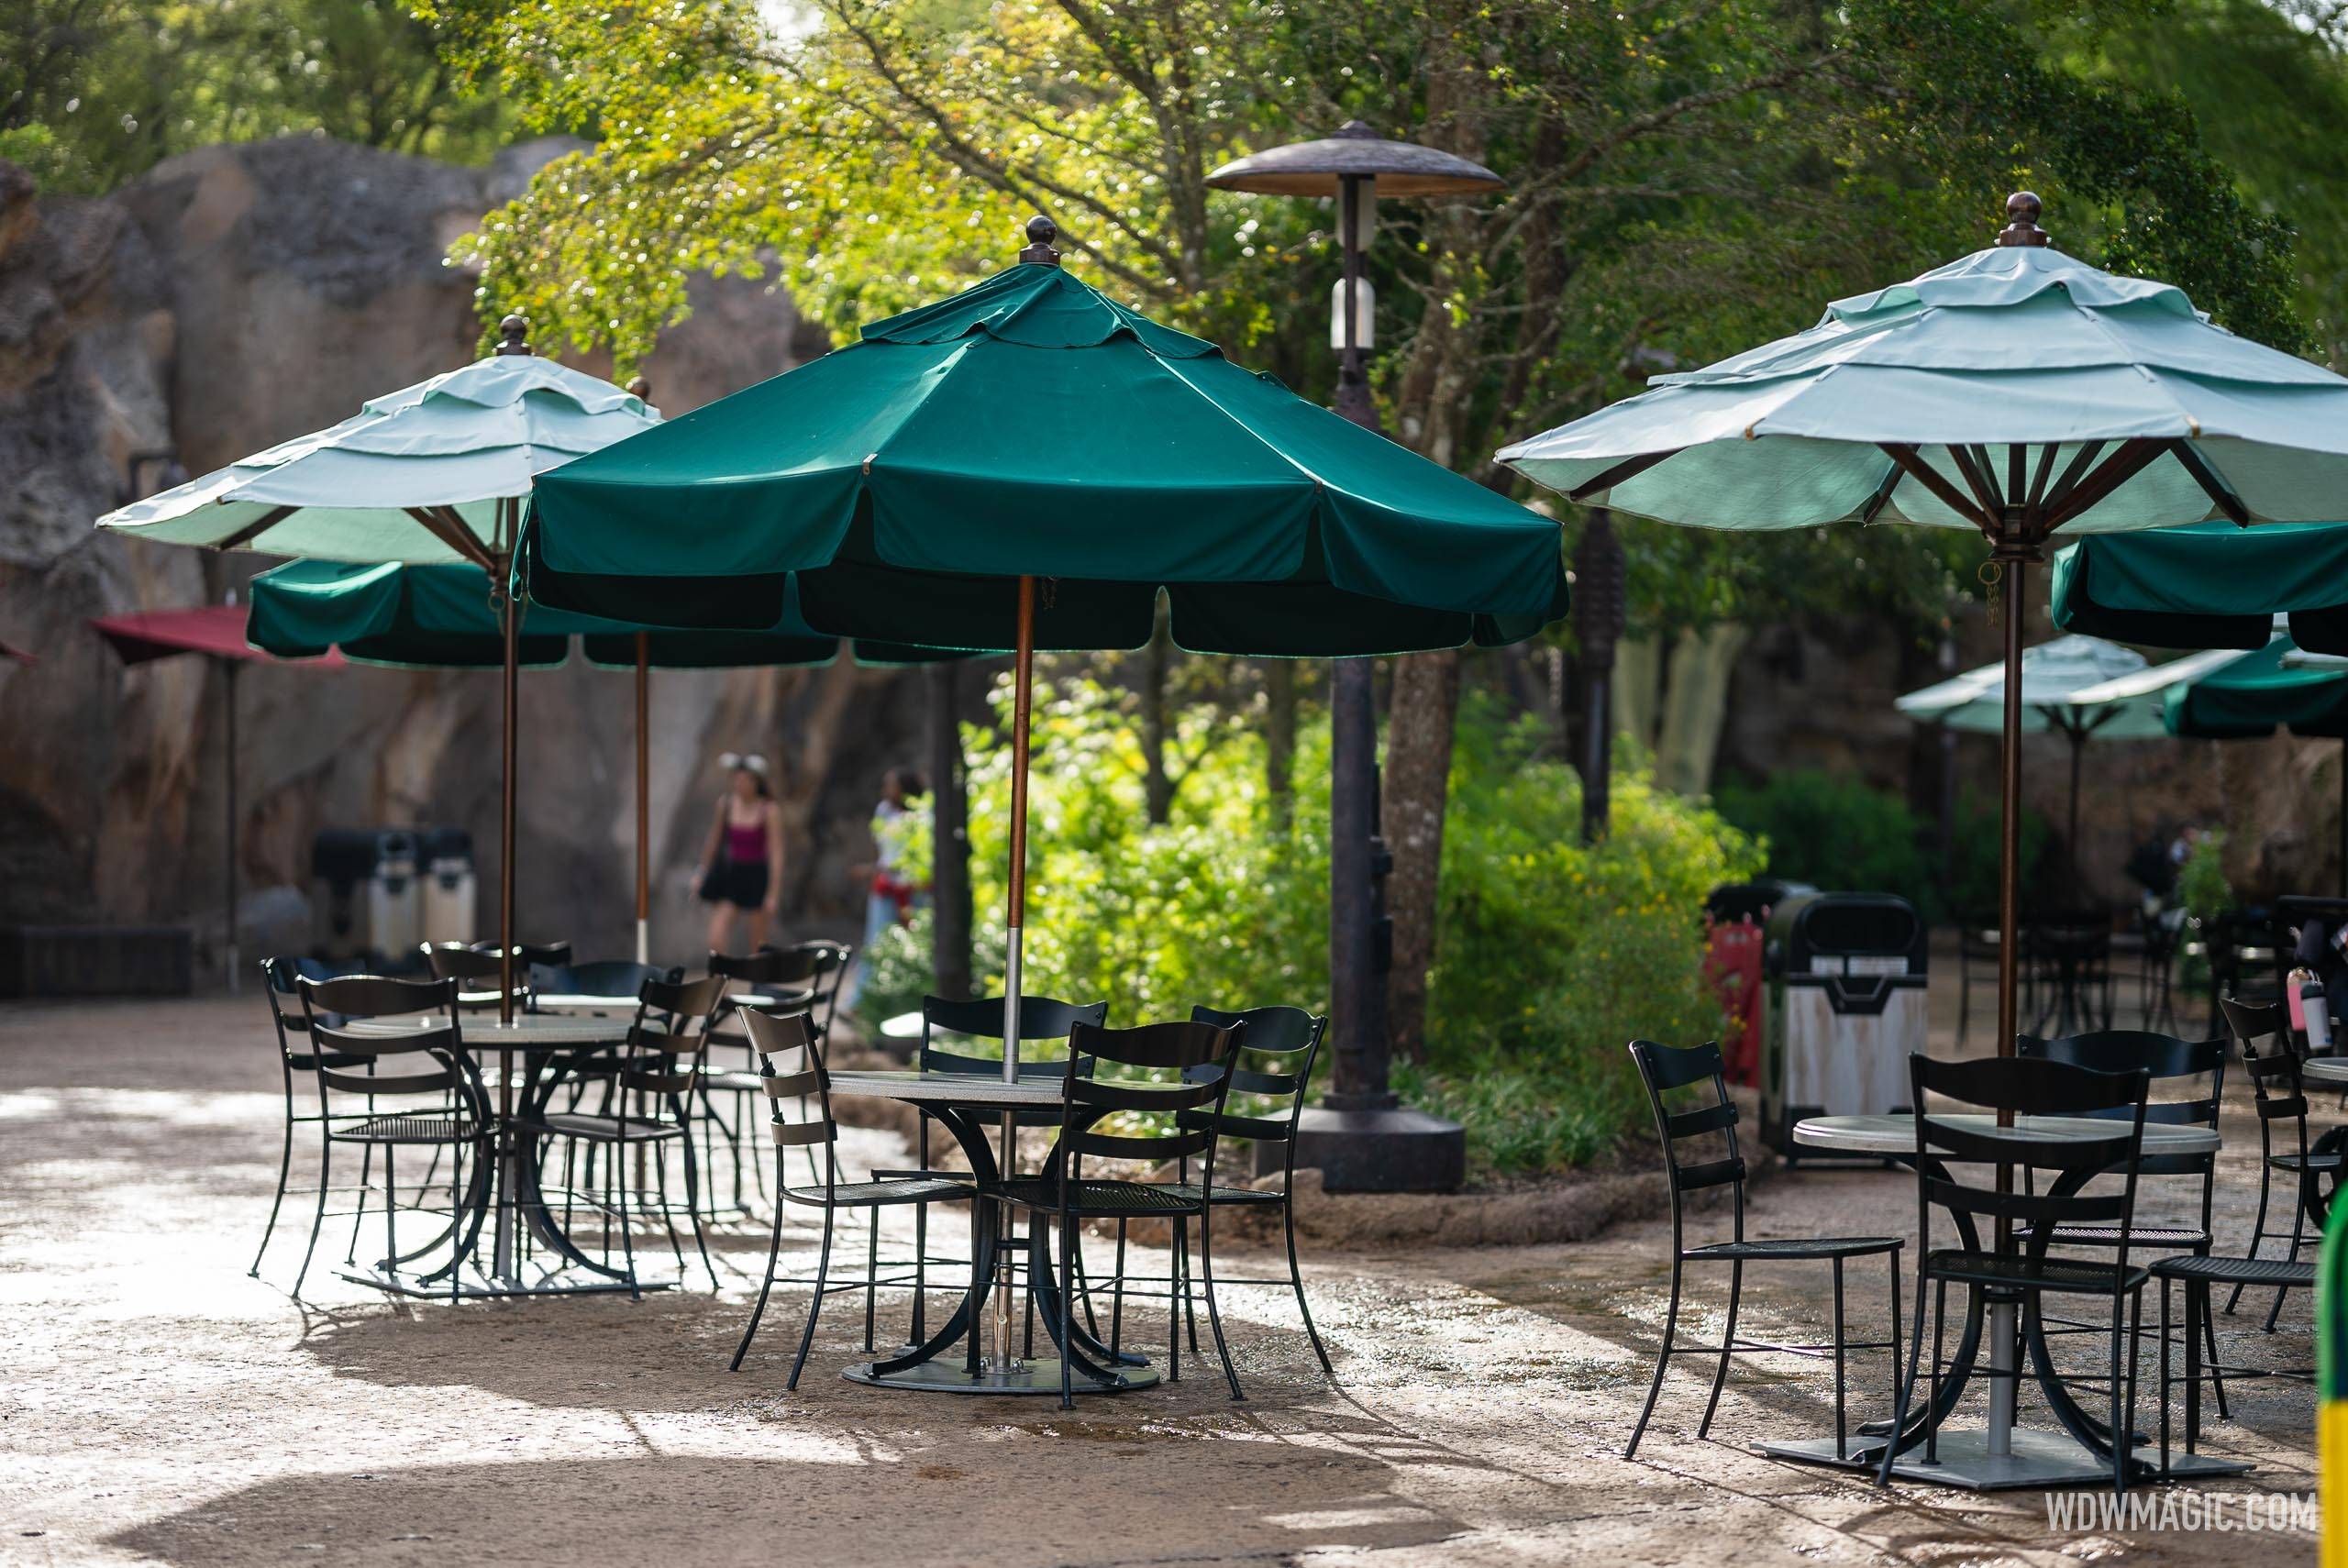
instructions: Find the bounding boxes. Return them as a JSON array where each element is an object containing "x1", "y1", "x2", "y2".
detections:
[
  {"x1": 2164, "y1": 635, "x2": 2348, "y2": 890},
  {"x1": 1499, "y1": 192, "x2": 2348, "y2": 1064},
  {"x1": 249, "y1": 558, "x2": 948, "y2": 960},
  {"x1": 2051, "y1": 522, "x2": 2348, "y2": 655}
]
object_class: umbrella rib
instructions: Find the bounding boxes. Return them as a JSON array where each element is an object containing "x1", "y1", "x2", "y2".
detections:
[
  {"x1": 1877, "y1": 444, "x2": 1987, "y2": 530},
  {"x1": 1564, "y1": 447, "x2": 1683, "y2": 503},
  {"x1": 404, "y1": 507, "x2": 500, "y2": 573},
  {"x1": 2038, "y1": 440, "x2": 2109, "y2": 520},
  {"x1": 208, "y1": 505, "x2": 301, "y2": 553},
  {"x1": 2040, "y1": 438, "x2": 2168, "y2": 535},
  {"x1": 2166, "y1": 438, "x2": 2251, "y2": 527},
  {"x1": 1949, "y1": 444, "x2": 2006, "y2": 518},
  {"x1": 2024, "y1": 443, "x2": 2059, "y2": 516}
]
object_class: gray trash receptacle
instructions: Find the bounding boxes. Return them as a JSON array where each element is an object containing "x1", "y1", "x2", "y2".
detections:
[{"x1": 1761, "y1": 891, "x2": 1929, "y2": 1160}]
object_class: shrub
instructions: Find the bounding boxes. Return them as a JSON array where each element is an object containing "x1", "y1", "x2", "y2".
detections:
[{"x1": 1714, "y1": 768, "x2": 1935, "y2": 914}]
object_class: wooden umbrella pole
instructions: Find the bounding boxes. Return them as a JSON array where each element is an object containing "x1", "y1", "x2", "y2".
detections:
[
  {"x1": 636, "y1": 631, "x2": 650, "y2": 965},
  {"x1": 224, "y1": 658, "x2": 241, "y2": 996},
  {"x1": 991, "y1": 573, "x2": 1038, "y2": 1373},
  {"x1": 498, "y1": 540, "x2": 519, "y2": 1029},
  {"x1": 1997, "y1": 549, "x2": 2026, "y2": 1064}
]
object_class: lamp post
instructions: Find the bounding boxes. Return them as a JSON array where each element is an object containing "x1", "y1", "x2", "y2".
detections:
[{"x1": 1206, "y1": 122, "x2": 1503, "y2": 1192}]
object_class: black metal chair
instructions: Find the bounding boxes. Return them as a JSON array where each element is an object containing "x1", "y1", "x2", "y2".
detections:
[
  {"x1": 513, "y1": 973, "x2": 728, "y2": 1297},
  {"x1": 1878, "y1": 1052, "x2": 2152, "y2": 1496},
  {"x1": 729, "y1": 1005, "x2": 975, "y2": 1389},
  {"x1": 993, "y1": 1017, "x2": 1245, "y2": 1408},
  {"x1": 1623, "y1": 1039, "x2": 1902, "y2": 1460},
  {"x1": 2219, "y1": 996, "x2": 2342, "y2": 1326},
  {"x1": 529, "y1": 960, "x2": 682, "y2": 1008},
  {"x1": 914, "y1": 993, "x2": 1109, "y2": 1352},
  {"x1": 1107, "y1": 1004, "x2": 1334, "y2": 1380},
  {"x1": 424, "y1": 944, "x2": 532, "y2": 1013},
  {"x1": 698, "y1": 947, "x2": 825, "y2": 1209},
  {"x1": 469, "y1": 938, "x2": 574, "y2": 968},
  {"x1": 253, "y1": 956, "x2": 364, "y2": 1278},
  {"x1": 290, "y1": 974, "x2": 488, "y2": 1301},
  {"x1": 2151, "y1": 1253, "x2": 2316, "y2": 1475}
]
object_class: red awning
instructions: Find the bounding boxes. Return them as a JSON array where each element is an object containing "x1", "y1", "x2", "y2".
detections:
[
  {"x1": 1, "y1": 641, "x2": 35, "y2": 664},
  {"x1": 90, "y1": 606, "x2": 342, "y2": 668}
]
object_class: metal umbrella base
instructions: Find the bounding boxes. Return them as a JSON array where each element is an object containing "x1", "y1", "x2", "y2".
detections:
[
  {"x1": 1757, "y1": 1430, "x2": 2247, "y2": 1489},
  {"x1": 336, "y1": 1262, "x2": 669, "y2": 1300},
  {"x1": 844, "y1": 1358, "x2": 1159, "y2": 1396}
]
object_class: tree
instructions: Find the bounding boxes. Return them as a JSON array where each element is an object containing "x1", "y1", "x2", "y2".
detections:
[{"x1": 436, "y1": 0, "x2": 2314, "y2": 1059}]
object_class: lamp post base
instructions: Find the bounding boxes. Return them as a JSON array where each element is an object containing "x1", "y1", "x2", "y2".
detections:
[{"x1": 1293, "y1": 1104, "x2": 1466, "y2": 1193}]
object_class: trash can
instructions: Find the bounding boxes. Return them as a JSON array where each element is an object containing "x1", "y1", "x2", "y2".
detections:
[
  {"x1": 310, "y1": 827, "x2": 383, "y2": 964},
  {"x1": 419, "y1": 826, "x2": 478, "y2": 948},
  {"x1": 1705, "y1": 880, "x2": 1813, "y2": 1086},
  {"x1": 1761, "y1": 891, "x2": 1928, "y2": 1160},
  {"x1": 366, "y1": 829, "x2": 423, "y2": 968}
]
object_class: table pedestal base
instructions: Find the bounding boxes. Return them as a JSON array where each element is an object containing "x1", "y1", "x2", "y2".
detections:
[
  {"x1": 843, "y1": 1357, "x2": 1160, "y2": 1396},
  {"x1": 1758, "y1": 1430, "x2": 2251, "y2": 1488},
  {"x1": 337, "y1": 1264, "x2": 670, "y2": 1301}
]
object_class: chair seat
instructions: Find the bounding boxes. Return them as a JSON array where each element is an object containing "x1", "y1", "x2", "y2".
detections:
[
  {"x1": 2011, "y1": 1221, "x2": 2210, "y2": 1250},
  {"x1": 1163, "y1": 1181, "x2": 1284, "y2": 1207},
  {"x1": 332, "y1": 1112, "x2": 474, "y2": 1145},
  {"x1": 1922, "y1": 1248, "x2": 2147, "y2": 1296},
  {"x1": 524, "y1": 1111, "x2": 686, "y2": 1143},
  {"x1": 2267, "y1": 1152, "x2": 2345, "y2": 1173},
  {"x1": 782, "y1": 1177, "x2": 974, "y2": 1209},
  {"x1": 993, "y1": 1177, "x2": 1200, "y2": 1218},
  {"x1": 1685, "y1": 1235, "x2": 1901, "y2": 1263},
  {"x1": 2150, "y1": 1253, "x2": 2317, "y2": 1287},
  {"x1": 703, "y1": 1068, "x2": 766, "y2": 1096}
]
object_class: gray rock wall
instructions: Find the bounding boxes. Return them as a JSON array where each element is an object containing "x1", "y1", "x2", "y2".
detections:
[{"x1": 0, "y1": 138, "x2": 944, "y2": 976}]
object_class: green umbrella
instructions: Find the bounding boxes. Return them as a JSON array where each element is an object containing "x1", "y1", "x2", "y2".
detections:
[
  {"x1": 1498, "y1": 192, "x2": 2348, "y2": 1071},
  {"x1": 2050, "y1": 520, "x2": 2348, "y2": 655},
  {"x1": 95, "y1": 325, "x2": 661, "y2": 1022},
  {"x1": 249, "y1": 558, "x2": 948, "y2": 961},
  {"x1": 2159, "y1": 635, "x2": 2348, "y2": 892}
]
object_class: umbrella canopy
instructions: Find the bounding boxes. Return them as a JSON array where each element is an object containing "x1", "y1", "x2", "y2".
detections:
[
  {"x1": 1496, "y1": 191, "x2": 2348, "y2": 1066},
  {"x1": 245, "y1": 559, "x2": 942, "y2": 669},
  {"x1": 96, "y1": 341, "x2": 659, "y2": 568},
  {"x1": 1895, "y1": 634, "x2": 2162, "y2": 738},
  {"x1": 525, "y1": 226, "x2": 1568, "y2": 655},
  {"x1": 2154, "y1": 635, "x2": 2348, "y2": 741},
  {"x1": 2049, "y1": 521, "x2": 2348, "y2": 655}
]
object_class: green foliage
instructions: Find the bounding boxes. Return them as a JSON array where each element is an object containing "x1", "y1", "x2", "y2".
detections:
[
  {"x1": 3, "y1": 0, "x2": 504, "y2": 193},
  {"x1": 1715, "y1": 768, "x2": 1937, "y2": 917},
  {"x1": 2177, "y1": 829, "x2": 2234, "y2": 923},
  {"x1": 1947, "y1": 787, "x2": 2055, "y2": 928}
]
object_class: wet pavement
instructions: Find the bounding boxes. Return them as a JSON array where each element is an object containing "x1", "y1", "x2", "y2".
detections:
[{"x1": 0, "y1": 988, "x2": 2319, "y2": 1565}]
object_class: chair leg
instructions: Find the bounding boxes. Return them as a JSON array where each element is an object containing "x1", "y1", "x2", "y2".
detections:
[
  {"x1": 252, "y1": 1099, "x2": 296, "y2": 1276},
  {"x1": 1831, "y1": 1257, "x2": 1848, "y2": 1459},
  {"x1": 1283, "y1": 1192, "x2": 1333, "y2": 1378},
  {"x1": 681, "y1": 1134, "x2": 719, "y2": 1292},
  {"x1": 1876, "y1": 1266, "x2": 1932, "y2": 1486},
  {"x1": 2111, "y1": 1291, "x2": 2136, "y2": 1498},
  {"x1": 788, "y1": 1206, "x2": 836, "y2": 1392},
  {"x1": 1109, "y1": 1220, "x2": 1128, "y2": 1359},
  {"x1": 1167, "y1": 1216, "x2": 1182, "y2": 1386},
  {"x1": 653, "y1": 1140, "x2": 689, "y2": 1283},
  {"x1": 911, "y1": 1201, "x2": 929, "y2": 1344},
  {"x1": 1625, "y1": 1257, "x2": 1683, "y2": 1460},
  {"x1": 294, "y1": 1135, "x2": 333, "y2": 1302},
  {"x1": 864, "y1": 1209, "x2": 880, "y2": 1354},
  {"x1": 615, "y1": 1137, "x2": 641, "y2": 1303},
  {"x1": 1886, "y1": 1252, "x2": 1901, "y2": 1418},
  {"x1": 1196, "y1": 1202, "x2": 1244, "y2": 1402},
  {"x1": 2229, "y1": 1165, "x2": 2274, "y2": 1314},
  {"x1": 1177, "y1": 1220, "x2": 1201, "y2": 1355},
  {"x1": 381, "y1": 1145, "x2": 398, "y2": 1274},
  {"x1": 448, "y1": 1133, "x2": 465, "y2": 1306},
  {"x1": 1925, "y1": 1281, "x2": 1946, "y2": 1465},
  {"x1": 1058, "y1": 1209, "x2": 1078, "y2": 1410},
  {"x1": 2184, "y1": 1276, "x2": 2202, "y2": 1452},
  {"x1": 1697, "y1": 1259, "x2": 1744, "y2": 1441},
  {"x1": 2269, "y1": 1180, "x2": 2309, "y2": 1332},
  {"x1": 2199, "y1": 1254, "x2": 2229, "y2": 1420},
  {"x1": 1071, "y1": 1226, "x2": 1102, "y2": 1343},
  {"x1": 731, "y1": 1155, "x2": 788, "y2": 1372},
  {"x1": 2158, "y1": 1278, "x2": 2173, "y2": 1476},
  {"x1": 346, "y1": 1143, "x2": 371, "y2": 1265}
]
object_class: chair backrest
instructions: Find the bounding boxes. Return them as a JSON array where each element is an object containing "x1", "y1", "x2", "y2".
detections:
[
  {"x1": 470, "y1": 938, "x2": 573, "y2": 967},
  {"x1": 260, "y1": 955, "x2": 354, "y2": 1071},
  {"x1": 742, "y1": 1004, "x2": 846, "y2": 1189},
  {"x1": 529, "y1": 959, "x2": 682, "y2": 999},
  {"x1": 296, "y1": 973, "x2": 475, "y2": 1108},
  {"x1": 424, "y1": 944, "x2": 530, "y2": 1010},
  {"x1": 606, "y1": 973, "x2": 729, "y2": 1099},
  {"x1": 2222, "y1": 994, "x2": 2315, "y2": 1160},
  {"x1": 1906, "y1": 1053, "x2": 2150, "y2": 1265},
  {"x1": 1189, "y1": 1004, "x2": 1324, "y2": 1149},
  {"x1": 1627, "y1": 1039, "x2": 1748, "y2": 1244},
  {"x1": 2015, "y1": 1029, "x2": 2224, "y2": 1182},
  {"x1": 1056, "y1": 1019, "x2": 1241, "y2": 1177},
  {"x1": 920, "y1": 993, "x2": 1108, "y2": 1075},
  {"x1": 787, "y1": 940, "x2": 852, "y2": 1036}
]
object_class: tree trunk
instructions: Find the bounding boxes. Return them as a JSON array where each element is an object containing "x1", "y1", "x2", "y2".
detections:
[
  {"x1": 1142, "y1": 598, "x2": 1173, "y2": 824},
  {"x1": 1263, "y1": 657, "x2": 1296, "y2": 834},
  {"x1": 927, "y1": 661, "x2": 972, "y2": 999},
  {"x1": 1383, "y1": 646, "x2": 1462, "y2": 1064},
  {"x1": 1654, "y1": 624, "x2": 1751, "y2": 797}
]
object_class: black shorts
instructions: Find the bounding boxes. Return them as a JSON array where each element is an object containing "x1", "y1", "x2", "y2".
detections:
[{"x1": 701, "y1": 859, "x2": 770, "y2": 910}]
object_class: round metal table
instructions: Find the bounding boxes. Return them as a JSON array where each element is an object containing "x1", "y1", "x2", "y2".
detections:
[
  {"x1": 1773, "y1": 1112, "x2": 2242, "y2": 1488},
  {"x1": 825, "y1": 1067, "x2": 1158, "y2": 1396},
  {"x1": 344, "y1": 1012, "x2": 643, "y2": 1298}
]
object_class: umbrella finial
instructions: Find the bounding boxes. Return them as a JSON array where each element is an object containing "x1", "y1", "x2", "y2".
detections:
[
  {"x1": 626, "y1": 374, "x2": 650, "y2": 400},
  {"x1": 1997, "y1": 191, "x2": 2050, "y2": 248},
  {"x1": 495, "y1": 315, "x2": 535, "y2": 356},
  {"x1": 1335, "y1": 119, "x2": 1379, "y2": 139},
  {"x1": 1018, "y1": 215, "x2": 1061, "y2": 267}
]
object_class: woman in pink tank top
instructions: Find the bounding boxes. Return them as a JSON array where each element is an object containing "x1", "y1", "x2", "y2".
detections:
[{"x1": 695, "y1": 753, "x2": 784, "y2": 954}]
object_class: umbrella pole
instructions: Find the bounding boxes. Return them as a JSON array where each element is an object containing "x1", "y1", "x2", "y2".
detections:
[
  {"x1": 1996, "y1": 550, "x2": 2028, "y2": 1062},
  {"x1": 636, "y1": 631, "x2": 650, "y2": 966},
  {"x1": 2067, "y1": 722, "x2": 2084, "y2": 896},
  {"x1": 224, "y1": 658, "x2": 240, "y2": 996},
  {"x1": 991, "y1": 573, "x2": 1037, "y2": 1373},
  {"x1": 2339, "y1": 737, "x2": 2345, "y2": 899},
  {"x1": 498, "y1": 553, "x2": 518, "y2": 1025}
]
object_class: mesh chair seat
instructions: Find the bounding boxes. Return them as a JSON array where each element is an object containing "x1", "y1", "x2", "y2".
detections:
[
  {"x1": 703, "y1": 1067, "x2": 767, "y2": 1096},
  {"x1": 1163, "y1": 1180, "x2": 1283, "y2": 1207},
  {"x1": 993, "y1": 1177, "x2": 1200, "y2": 1218},
  {"x1": 1686, "y1": 1235, "x2": 1901, "y2": 1263},
  {"x1": 2267, "y1": 1151, "x2": 2345, "y2": 1173},
  {"x1": 332, "y1": 1112, "x2": 475, "y2": 1145},
  {"x1": 2012, "y1": 1220, "x2": 2210, "y2": 1250},
  {"x1": 1922, "y1": 1248, "x2": 2147, "y2": 1296},
  {"x1": 781, "y1": 1176, "x2": 974, "y2": 1209},
  {"x1": 526, "y1": 1110, "x2": 686, "y2": 1143},
  {"x1": 2150, "y1": 1253, "x2": 2317, "y2": 1287}
]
